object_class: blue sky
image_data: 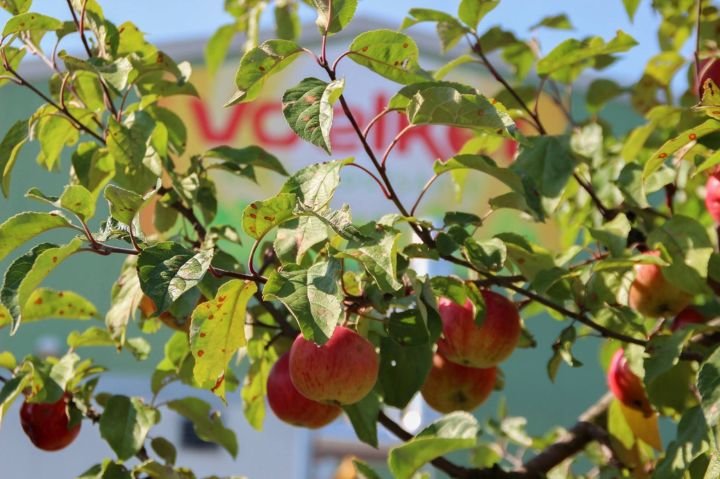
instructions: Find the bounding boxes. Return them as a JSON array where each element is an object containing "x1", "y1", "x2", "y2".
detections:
[{"x1": 2, "y1": 1, "x2": 693, "y2": 86}]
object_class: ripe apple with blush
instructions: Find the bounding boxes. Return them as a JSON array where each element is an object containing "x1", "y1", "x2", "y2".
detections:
[
  {"x1": 607, "y1": 349, "x2": 653, "y2": 416},
  {"x1": 628, "y1": 251, "x2": 692, "y2": 318},
  {"x1": 437, "y1": 290, "x2": 521, "y2": 368},
  {"x1": 289, "y1": 325, "x2": 379, "y2": 405},
  {"x1": 420, "y1": 353, "x2": 496, "y2": 414},
  {"x1": 20, "y1": 393, "x2": 81, "y2": 451},
  {"x1": 267, "y1": 353, "x2": 341, "y2": 428},
  {"x1": 696, "y1": 57, "x2": 720, "y2": 98},
  {"x1": 705, "y1": 171, "x2": 720, "y2": 223}
]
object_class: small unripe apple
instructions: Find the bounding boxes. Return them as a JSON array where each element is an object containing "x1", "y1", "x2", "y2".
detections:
[
  {"x1": 420, "y1": 353, "x2": 496, "y2": 414},
  {"x1": 20, "y1": 393, "x2": 81, "y2": 451},
  {"x1": 670, "y1": 307, "x2": 706, "y2": 332},
  {"x1": 697, "y1": 57, "x2": 720, "y2": 98},
  {"x1": 436, "y1": 291, "x2": 521, "y2": 368},
  {"x1": 607, "y1": 349, "x2": 653, "y2": 416},
  {"x1": 267, "y1": 353, "x2": 341, "y2": 428},
  {"x1": 289, "y1": 326, "x2": 379, "y2": 405},
  {"x1": 705, "y1": 172, "x2": 720, "y2": 223},
  {"x1": 628, "y1": 251, "x2": 692, "y2": 318}
]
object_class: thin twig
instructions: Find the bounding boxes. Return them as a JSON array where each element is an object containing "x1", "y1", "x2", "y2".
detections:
[
  {"x1": 346, "y1": 162, "x2": 391, "y2": 198},
  {"x1": 381, "y1": 124, "x2": 415, "y2": 169},
  {"x1": 410, "y1": 174, "x2": 440, "y2": 216}
]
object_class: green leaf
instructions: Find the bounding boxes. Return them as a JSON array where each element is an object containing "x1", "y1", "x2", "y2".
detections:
[
  {"x1": 348, "y1": 29, "x2": 431, "y2": 85},
  {"x1": 150, "y1": 437, "x2": 177, "y2": 466},
  {"x1": 388, "y1": 412, "x2": 480, "y2": 479},
  {"x1": 242, "y1": 193, "x2": 297, "y2": 240},
  {"x1": 339, "y1": 225, "x2": 402, "y2": 292},
  {"x1": 281, "y1": 157, "x2": 353, "y2": 209},
  {"x1": 589, "y1": 214, "x2": 632, "y2": 257},
  {"x1": 275, "y1": 3, "x2": 301, "y2": 41},
  {"x1": 642, "y1": 119, "x2": 720, "y2": 180},
  {"x1": 67, "y1": 327, "x2": 114, "y2": 349},
  {"x1": 106, "y1": 257, "x2": 142, "y2": 341},
  {"x1": 645, "y1": 330, "x2": 694, "y2": 386},
  {"x1": 0, "y1": 373, "x2": 31, "y2": 425},
  {"x1": 33, "y1": 112, "x2": 79, "y2": 171},
  {"x1": 106, "y1": 117, "x2": 147, "y2": 166},
  {"x1": 311, "y1": 0, "x2": 358, "y2": 35},
  {"x1": 458, "y1": 0, "x2": 499, "y2": 29},
  {"x1": 166, "y1": 397, "x2": 238, "y2": 457},
  {"x1": 22, "y1": 288, "x2": 97, "y2": 323},
  {"x1": 104, "y1": 184, "x2": 145, "y2": 225},
  {"x1": 698, "y1": 347, "x2": 720, "y2": 425},
  {"x1": 202, "y1": 145, "x2": 288, "y2": 176},
  {"x1": 13, "y1": 238, "x2": 83, "y2": 333},
  {"x1": 379, "y1": 337, "x2": 432, "y2": 408},
  {"x1": 463, "y1": 237, "x2": 507, "y2": 272},
  {"x1": 190, "y1": 279, "x2": 256, "y2": 399},
  {"x1": 622, "y1": 0, "x2": 641, "y2": 21},
  {"x1": 58, "y1": 185, "x2": 95, "y2": 221},
  {"x1": 407, "y1": 86, "x2": 514, "y2": 132},
  {"x1": 586, "y1": 79, "x2": 625, "y2": 113},
  {"x1": 537, "y1": 31, "x2": 637, "y2": 77},
  {"x1": 2, "y1": 12, "x2": 62, "y2": 35},
  {"x1": 99, "y1": 395, "x2": 159, "y2": 460},
  {"x1": 353, "y1": 460, "x2": 383, "y2": 479},
  {"x1": 227, "y1": 40, "x2": 304, "y2": 105},
  {"x1": 242, "y1": 335, "x2": 277, "y2": 431},
  {"x1": 510, "y1": 136, "x2": 576, "y2": 219},
  {"x1": 654, "y1": 407, "x2": 711, "y2": 478},
  {"x1": 137, "y1": 243, "x2": 213, "y2": 312},
  {"x1": 205, "y1": 24, "x2": 236, "y2": 76},
  {"x1": 647, "y1": 215, "x2": 713, "y2": 295},
  {"x1": 388, "y1": 81, "x2": 477, "y2": 111},
  {"x1": 0, "y1": 120, "x2": 28, "y2": 197},
  {"x1": 547, "y1": 326, "x2": 582, "y2": 382},
  {"x1": 71, "y1": 143, "x2": 115, "y2": 197},
  {"x1": 263, "y1": 259, "x2": 343, "y2": 344},
  {"x1": 282, "y1": 77, "x2": 345, "y2": 154},
  {"x1": 0, "y1": 0, "x2": 31, "y2": 15},
  {"x1": 530, "y1": 14, "x2": 573, "y2": 30},
  {"x1": 343, "y1": 391, "x2": 380, "y2": 447}
]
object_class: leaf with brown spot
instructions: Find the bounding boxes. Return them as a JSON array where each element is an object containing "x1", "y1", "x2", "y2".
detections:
[{"x1": 189, "y1": 279, "x2": 257, "y2": 400}]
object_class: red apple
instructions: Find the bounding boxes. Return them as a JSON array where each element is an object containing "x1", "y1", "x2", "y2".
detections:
[
  {"x1": 420, "y1": 353, "x2": 496, "y2": 414},
  {"x1": 705, "y1": 172, "x2": 720, "y2": 223},
  {"x1": 696, "y1": 57, "x2": 720, "y2": 98},
  {"x1": 607, "y1": 349, "x2": 653, "y2": 416},
  {"x1": 20, "y1": 393, "x2": 81, "y2": 451},
  {"x1": 628, "y1": 251, "x2": 692, "y2": 318},
  {"x1": 436, "y1": 291, "x2": 521, "y2": 368},
  {"x1": 670, "y1": 307, "x2": 706, "y2": 332},
  {"x1": 267, "y1": 353, "x2": 341, "y2": 428},
  {"x1": 289, "y1": 326, "x2": 379, "y2": 405}
]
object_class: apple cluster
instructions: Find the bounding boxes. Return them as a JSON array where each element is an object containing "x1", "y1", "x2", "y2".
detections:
[
  {"x1": 421, "y1": 291, "x2": 521, "y2": 414},
  {"x1": 265, "y1": 290, "x2": 521, "y2": 429}
]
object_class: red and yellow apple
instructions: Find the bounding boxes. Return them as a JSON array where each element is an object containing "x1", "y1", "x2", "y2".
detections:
[
  {"x1": 628, "y1": 251, "x2": 692, "y2": 318},
  {"x1": 607, "y1": 349, "x2": 653, "y2": 416},
  {"x1": 20, "y1": 393, "x2": 81, "y2": 451},
  {"x1": 267, "y1": 353, "x2": 341, "y2": 428},
  {"x1": 705, "y1": 172, "x2": 720, "y2": 223},
  {"x1": 420, "y1": 353, "x2": 496, "y2": 414},
  {"x1": 670, "y1": 307, "x2": 706, "y2": 332},
  {"x1": 436, "y1": 291, "x2": 521, "y2": 368},
  {"x1": 289, "y1": 326, "x2": 379, "y2": 405},
  {"x1": 697, "y1": 57, "x2": 720, "y2": 98}
]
